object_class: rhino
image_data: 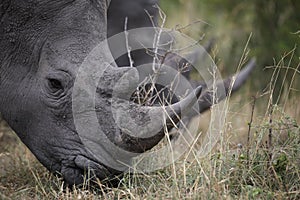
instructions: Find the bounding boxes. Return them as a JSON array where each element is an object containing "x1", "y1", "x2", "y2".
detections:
[{"x1": 0, "y1": 0, "x2": 255, "y2": 186}]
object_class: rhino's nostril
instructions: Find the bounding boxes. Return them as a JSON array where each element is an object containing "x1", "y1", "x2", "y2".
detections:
[
  {"x1": 60, "y1": 164, "x2": 84, "y2": 186},
  {"x1": 74, "y1": 155, "x2": 116, "y2": 182}
]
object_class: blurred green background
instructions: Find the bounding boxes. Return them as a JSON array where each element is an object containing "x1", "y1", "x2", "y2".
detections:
[{"x1": 160, "y1": 0, "x2": 300, "y2": 104}]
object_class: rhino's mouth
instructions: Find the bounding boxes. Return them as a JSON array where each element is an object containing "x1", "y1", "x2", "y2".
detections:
[
  {"x1": 74, "y1": 154, "x2": 121, "y2": 185},
  {"x1": 56, "y1": 145, "x2": 122, "y2": 186}
]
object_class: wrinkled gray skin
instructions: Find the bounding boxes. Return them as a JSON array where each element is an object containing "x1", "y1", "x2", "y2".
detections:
[{"x1": 0, "y1": 0, "x2": 255, "y2": 186}]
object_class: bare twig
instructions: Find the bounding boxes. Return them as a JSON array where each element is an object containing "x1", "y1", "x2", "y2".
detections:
[
  {"x1": 141, "y1": 5, "x2": 168, "y2": 105},
  {"x1": 151, "y1": 5, "x2": 166, "y2": 74},
  {"x1": 175, "y1": 19, "x2": 211, "y2": 32},
  {"x1": 124, "y1": 17, "x2": 134, "y2": 68}
]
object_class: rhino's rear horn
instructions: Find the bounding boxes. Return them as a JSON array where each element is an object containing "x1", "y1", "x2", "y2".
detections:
[{"x1": 197, "y1": 58, "x2": 256, "y2": 113}]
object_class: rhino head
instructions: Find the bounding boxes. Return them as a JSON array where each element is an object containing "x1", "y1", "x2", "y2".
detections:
[{"x1": 0, "y1": 0, "x2": 255, "y2": 185}]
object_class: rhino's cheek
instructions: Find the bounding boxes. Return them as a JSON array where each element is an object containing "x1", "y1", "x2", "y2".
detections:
[
  {"x1": 36, "y1": 76, "x2": 118, "y2": 184},
  {"x1": 37, "y1": 129, "x2": 89, "y2": 183},
  {"x1": 31, "y1": 87, "x2": 85, "y2": 183},
  {"x1": 32, "y1": 106, "x2": 115, "y2": 184}
]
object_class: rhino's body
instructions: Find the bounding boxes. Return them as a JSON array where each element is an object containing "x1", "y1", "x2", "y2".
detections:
[{"x1": 0, "y1": 0, "x2": 254, "y2": 185}]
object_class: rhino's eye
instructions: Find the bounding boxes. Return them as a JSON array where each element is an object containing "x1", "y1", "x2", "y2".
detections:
[{"x1": 48, "y1": 78, "x2": 63, "y2": 90}]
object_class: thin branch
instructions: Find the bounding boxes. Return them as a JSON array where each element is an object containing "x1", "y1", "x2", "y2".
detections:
[
  {"x1": 124, "y1": 17, "x2": 134, "y2": 68},
  {"x1": 175, "y1": 20, "x2": 211, "y2": 32}
]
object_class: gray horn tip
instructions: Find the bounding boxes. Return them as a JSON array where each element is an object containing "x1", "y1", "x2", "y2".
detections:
[
  {"x1": 194, "y1": 85, "x2": 203, "y2": 99},
  {"x1": 232, "y1": 57, "x2": 256, "y2": 91},
  {"x1": 172, "y1": 85, "x2": 202, "y2": 113}
]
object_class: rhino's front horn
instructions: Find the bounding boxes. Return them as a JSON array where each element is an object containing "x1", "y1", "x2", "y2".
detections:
[{"x1": 112, "y1": 86, "x2": 202, "y2": 153}]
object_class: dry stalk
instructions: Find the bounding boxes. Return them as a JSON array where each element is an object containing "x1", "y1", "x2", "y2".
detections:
[
  {"x1": 124, "y1": 17, "x2": 134, "y2": 68},
  {"x1": 246, "y1": 96, "x2": 256, "y2": 166}
]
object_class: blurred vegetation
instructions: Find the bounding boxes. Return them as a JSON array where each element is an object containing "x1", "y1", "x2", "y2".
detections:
[{"x1": 161, "y1": 0, "x2": 300, "y2": 103}]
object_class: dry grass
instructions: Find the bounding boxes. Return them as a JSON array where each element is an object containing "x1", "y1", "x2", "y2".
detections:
[{"x1": 0, "y1": 85, "x2": 299, "y2": 199}]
